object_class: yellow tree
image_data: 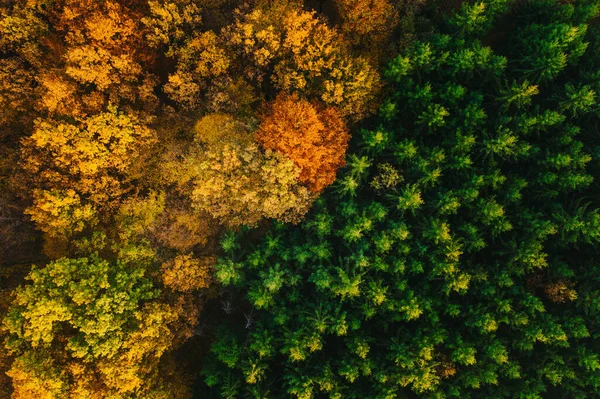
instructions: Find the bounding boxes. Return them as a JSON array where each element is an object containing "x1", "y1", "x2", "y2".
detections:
[
  {"x1": 0, "y1": 60, "x2": 37, "y2": 129},
  {"x1": 0, "y1": 2, "x2": 48, "y2": 66},
  {"x1": 166, "y1": 1, "x2": 380, "y2": 118},
  {"x1": 141, "y1": 0, "x2": 203, "y2": 49},
  {"x1": 20, "y1": 107, "x2": 157, "y2": 256},
  {"x1": 164, "y1": 31, "x2": 232, "y2": 109},
  {"x1": 189, "y1": 142, "x2": 314, "y2": 227},
  {"x1": 161, "y1": 254, "x2": 215, "y2": 293},
  {"x1": 222, "y1": 2, "x2": 380, "y2": 118},
  {"x1": 21, "y1": 107, "x2": 157, "y2": 206}
]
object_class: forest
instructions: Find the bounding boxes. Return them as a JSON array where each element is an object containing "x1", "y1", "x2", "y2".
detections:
[{"x1": 0, "y1": 0, "x2": 599, "y2": 398}]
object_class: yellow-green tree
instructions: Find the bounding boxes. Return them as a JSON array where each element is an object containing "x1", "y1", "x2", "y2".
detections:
[{"x1": 2, "y1": 249, "x2": 194, "y2": 399}]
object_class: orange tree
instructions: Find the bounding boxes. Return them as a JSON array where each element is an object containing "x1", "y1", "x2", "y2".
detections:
[{"x1": 256, "y1": 95, "x2": 350, "y2": 194}]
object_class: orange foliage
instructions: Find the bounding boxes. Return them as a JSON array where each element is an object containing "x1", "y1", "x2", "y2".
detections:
[
  {"x1": 256, "y1": 95, "x2": 350, "y2": 193},
  {"x1": 38, "y1": 0, "x2": 160, "y2": 117}
]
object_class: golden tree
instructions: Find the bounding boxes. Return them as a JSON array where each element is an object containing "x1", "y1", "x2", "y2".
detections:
[
  {"x1": 164, "y1": 31, "x2": 231, "y2": 109},
  {"x1": 224, "y1": 2, "x2": 380, "y2": 118},
  {"x1": 333, "y1": 0, "x2": 398, "y2": 46},
  {"x1": 166, "y1": 1, "x2": 379, "y2": 117},
  {"x1": 161, "y1": 254, "x2": 215, "y2": 293},
  {"x1": 21, "y1": 107, "x2": 157, "y2": 206},
  {"x1": 189, "y1": 142, "x2": 314, "y2": 227}
]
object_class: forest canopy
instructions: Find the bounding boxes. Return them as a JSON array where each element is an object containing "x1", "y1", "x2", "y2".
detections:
[{"x1": 1, "y1": 0, "x2": 600, "y2": 398}]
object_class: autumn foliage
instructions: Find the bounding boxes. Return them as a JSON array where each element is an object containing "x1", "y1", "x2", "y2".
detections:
[
  {"x1": 161, "y1": 254, "x2": 215, "y2": 293},
  {"x1": 256, "y1": 95, "x2": 350, "y2": 193},
  {"x1": 2, "y1": 250, "x2": 195, "y2": 399},
  {"x1": 189, "y1": 142, "x2": 313, "y2": 227},
  {"x1": 334, "y1": 0, "x2": 399, "y2": 47}
]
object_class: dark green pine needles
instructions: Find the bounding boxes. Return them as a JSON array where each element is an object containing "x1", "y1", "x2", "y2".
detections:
[{"x1": 202, "y1": 0, "x2": 600, "y2": 397}]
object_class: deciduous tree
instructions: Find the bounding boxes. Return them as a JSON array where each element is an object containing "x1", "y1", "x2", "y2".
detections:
[
  {"x1": 189, "y1": 142, "x2": 314, "y2": 227},
  {"x1": 256, "y1": 95, "x2": 350, "y2": 193},
  {"x1": 2, "y1": 247, "x2": 195, "y2": 399}
]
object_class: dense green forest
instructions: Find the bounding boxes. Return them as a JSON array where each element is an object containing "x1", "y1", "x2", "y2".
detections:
[{"x1": 1, "y1": 0, "x2": 600, "y2": 398}]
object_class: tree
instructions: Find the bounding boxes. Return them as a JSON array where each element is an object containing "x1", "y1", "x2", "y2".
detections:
[
  {"x1": 0, "y1": 59, "x2": 36, "y2": 129},
  {"x1": 256, "y1": 95, "x2": 350, "y2": 193},
  {"x1": 166, "y1": 1, "x2": 380, "y2": 118},
  {"x1": 141, "y1": 0, "x2": 203, "y2": 49},
  {"x1": 226, "y1": 2, "x2": 380, "y2": 118},
  {"x1": 161, "y1": 254, "x2": 215, "y2": 293},
  {"x1": 31, "y1": 0, "x2": 162, "y2": 117},
  {"x1": 188, "y1": 142, "x2": 314, "y2": 227},
  {"x1": 164, "y1": 31, "x2": 232, "y2": 110},
  {"x1": 2, "y1": 246, "x2": 195, "y2": 399},
  {"x1": 25, "y1": 189, "x2": 97, "y2": 258},
  {"x1": 333, "y1": 0, "x2": 399, "y2": 61},
  {"x1": 193, "y1": 113, "x2": 253, "y2": 146},
  {"x1": 21, "y1": 107, "x2": 157, "y2": 206},
  {"x1": 0, "y1": 2, "x2": 48, "y2": 65}
]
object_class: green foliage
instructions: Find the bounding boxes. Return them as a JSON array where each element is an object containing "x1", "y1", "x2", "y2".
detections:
[{"x1": 203, "y1": 1, "x2": 600, "y2": 397}]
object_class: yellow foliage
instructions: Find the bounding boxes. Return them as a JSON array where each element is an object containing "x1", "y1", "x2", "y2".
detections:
[
  {"x1": 21, "y1": 108, "x2": 157, "y2": 205},
  {"x1": 224, "y1": 8, "x2": 281, "y2": 72},
  {"x1": 224, "y1": 2, "x2": 380, "y2": 118},
  {"x1": 165, "y1": 2, "x2": 379, "y2": 116},
  {"x1": 0, "y1": 59, "x2": 36, "y2": 127},
  {"x1": 26, "y1": 189, "x2": 97, "y2": 239},
  {"x1": 164, "y1": 71, "x2": 202, "y2": 109},
  {"x1": 117, "y1": 191, "x2": 166, "y2": 240},
  {"x1": 7, "y1": 352, "x2": 67, "y2": 399},
  {"x1": 65, "y1": 46, "x2": 142, "y2": 91},
  {"x1": 45, "y1": 1, "x2": 160, "y2": 114},
  {"x1": 0, "y1": 5, "x2": 47, "y2": 65},
  {"x1": 164, "y1": 31, "x2": 231, "y2": 109},
  {"x1": 185, "y1": 31, "x2": 230, "y2": 78},
  {"x1": 36, "y1": 73, "x2": 83, "y2": 117},
  {"x1": 189, "y1": 142, "x2": 314, "y2": 227},
  {"x1": 141, "y1": 0, "x2": 203, "y2": 47},
  {"x1": 3, "y1": 253, "x2": 196, "y2": 399},
  {"x1": 205, "y1": 76, "x2": 259, "y2": 115},
  {"x1": 161, "y1": 254, "x2": 215, "y2": 292},
  {"x1": 334, "y1": 0, "x2": 399, "y2": 42},
  {"x1": 193, "y1": 113, "x2": 252, "y2": 145}
]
